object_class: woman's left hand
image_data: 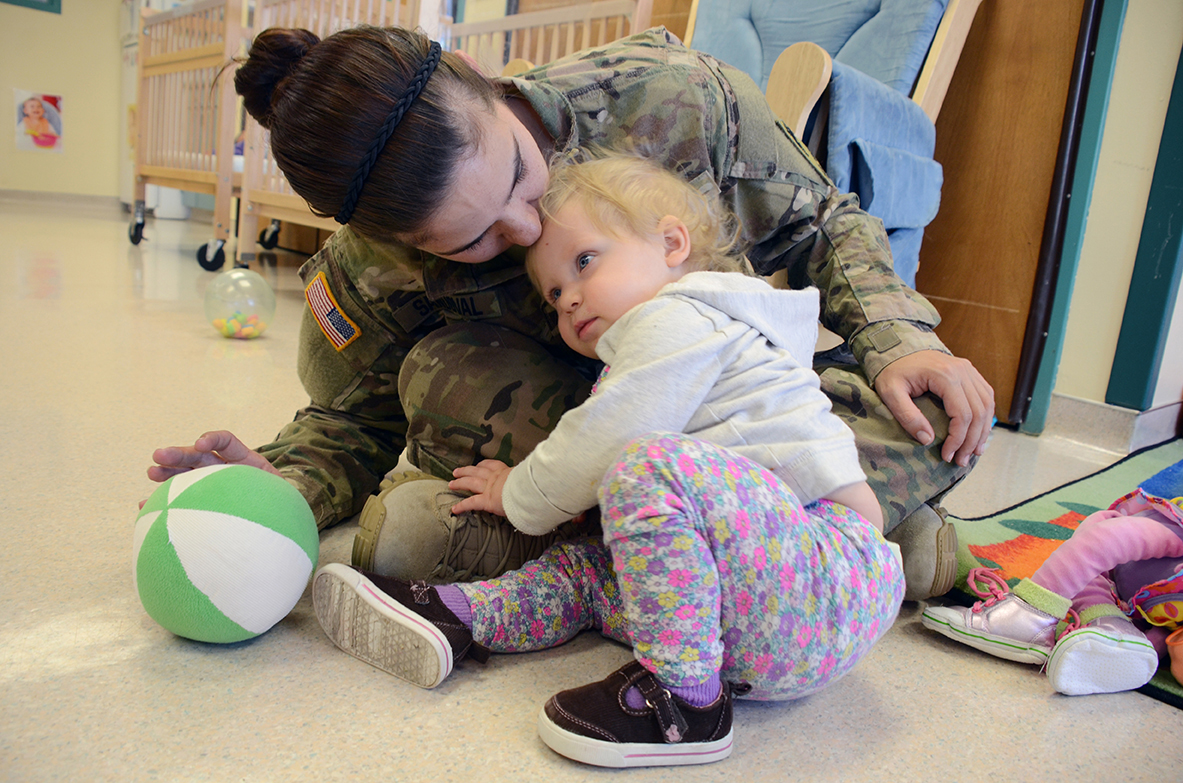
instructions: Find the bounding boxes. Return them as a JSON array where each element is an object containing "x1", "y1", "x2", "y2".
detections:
[{"x1": 874, "y1": 350, "x2": 995, "y2": 467}]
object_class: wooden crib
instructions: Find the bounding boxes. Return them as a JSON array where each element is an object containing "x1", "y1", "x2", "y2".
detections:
[
  {"x1": 235, "y1": 0, "x2": 419, "y2": 266},
  {"x1": 129, "y1": 0, "x2": 247, "y2": 271}
]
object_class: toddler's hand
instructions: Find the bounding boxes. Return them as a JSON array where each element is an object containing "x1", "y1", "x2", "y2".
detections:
[{"x1": 450, "y1": 460, "x2": 512, "y2": 518}]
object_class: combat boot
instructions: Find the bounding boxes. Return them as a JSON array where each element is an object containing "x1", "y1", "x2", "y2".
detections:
[{"x1": 886, "y1": 501, "x2": 959, "y2": 601}]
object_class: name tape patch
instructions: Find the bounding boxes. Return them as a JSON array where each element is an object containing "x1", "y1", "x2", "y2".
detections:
[{"x1": 305, "y1": 271, "x2": 361, "y2": 351}]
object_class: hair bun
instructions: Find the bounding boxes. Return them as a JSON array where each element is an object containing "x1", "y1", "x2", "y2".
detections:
[{"x1": 235, "y1": 27, "x2": 320, "y2": 129}]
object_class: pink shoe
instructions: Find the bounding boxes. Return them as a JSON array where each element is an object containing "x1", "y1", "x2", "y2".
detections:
[{"x1": 921, "y1": 569, "x2": 1066, "y2": 664}]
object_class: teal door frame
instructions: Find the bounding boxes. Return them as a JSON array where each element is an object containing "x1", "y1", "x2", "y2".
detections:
[
  {"x1": 1021, "y1": 0, "x2": 1127, "y2": 434},
  {"x1": 1106, "y1": 40, "x2": 1183, "y2": 410}
]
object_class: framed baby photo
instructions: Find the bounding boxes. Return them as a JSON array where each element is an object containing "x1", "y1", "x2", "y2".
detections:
[{"x1": 15, "y1": 90, "x2": 63, "y2": 153}]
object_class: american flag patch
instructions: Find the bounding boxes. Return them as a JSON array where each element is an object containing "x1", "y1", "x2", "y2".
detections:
[{"x1": 305, "y1": 271, "x2": 360, "y2": 351}]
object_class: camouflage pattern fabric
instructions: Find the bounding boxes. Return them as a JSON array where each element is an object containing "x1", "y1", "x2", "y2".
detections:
[
  {"x1": 815, "y1": 355, "x2": 974, "y2": 531},
  {"x1": 398, "y1": 322, "x2": 593, "y2": 480},
  {"x1": 399, "y1": 327, "x2": 971, "y2": 534},
  {"x1": 258, "y1": 29, "x2": 964, "y2": 532}
]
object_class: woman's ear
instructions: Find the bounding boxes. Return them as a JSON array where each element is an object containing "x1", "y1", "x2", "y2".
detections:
[{"x1": 658, "y1": 216, "x2": 692, "y2": 268}]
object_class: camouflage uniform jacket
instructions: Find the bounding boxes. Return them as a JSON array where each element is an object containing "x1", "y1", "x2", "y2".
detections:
[{"x1": 259, "y1": 28, "x2": 949, "y2": 529}]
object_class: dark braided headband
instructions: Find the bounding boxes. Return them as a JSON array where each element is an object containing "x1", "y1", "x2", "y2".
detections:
[{"x1": 336, "y1": 41, "x2": 443, "y2": 224}]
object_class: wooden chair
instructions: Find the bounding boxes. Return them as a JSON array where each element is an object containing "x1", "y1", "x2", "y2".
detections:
[
  {"x1": 686, "y1": 0, "x2": 982, "y2": 157},
  {"x1": 684, "y1": 0, "x2": 983, "y2": 288}
]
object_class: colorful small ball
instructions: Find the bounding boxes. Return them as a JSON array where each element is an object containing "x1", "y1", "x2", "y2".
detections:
[
  {"x1": 204, "y1": 269, "x2": 276, "y2": 339},
  {"x1": 133, "y1": 464, "x2": 318, "y2": 643}
]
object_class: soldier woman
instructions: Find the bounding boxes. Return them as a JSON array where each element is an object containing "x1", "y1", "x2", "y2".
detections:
[{"x1": 148, "y1": 24, "x2": 993, "y2": 601}]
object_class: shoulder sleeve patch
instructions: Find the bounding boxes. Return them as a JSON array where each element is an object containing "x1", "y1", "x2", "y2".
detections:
[{"x1": 305, "y1": 271, "x2": 361, "y2": 351}]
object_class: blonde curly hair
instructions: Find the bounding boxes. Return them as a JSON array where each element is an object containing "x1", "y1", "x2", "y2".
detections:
[{"x1": 527, "y1": 149, "x2": 746, "y2": 292}]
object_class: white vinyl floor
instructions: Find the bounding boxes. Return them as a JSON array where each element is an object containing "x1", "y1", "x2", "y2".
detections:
[{"x1": 2, "y1": 196, "x2": 1181, "y2": 782}]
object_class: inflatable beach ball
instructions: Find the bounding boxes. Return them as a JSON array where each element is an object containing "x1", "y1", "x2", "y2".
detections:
[{"x1": 133, "y1": 464, "x2": 318, "y2": 643}]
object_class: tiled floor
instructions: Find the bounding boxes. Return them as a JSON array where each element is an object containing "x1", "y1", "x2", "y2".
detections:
[{"x1": 2, "y1": 198, "x2": 1180, "y2": 782}]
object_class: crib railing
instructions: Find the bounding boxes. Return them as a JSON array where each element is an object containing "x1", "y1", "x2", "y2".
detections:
[
  {"x1": 237, "y1": 0, "x2": 419, "y2": 262},
  {"x1": 131, "y1": 0, "x2": 246, "y2": 269},
  {"x1": 443, "y1": 0, "x2": 652, "y2": 77},
  {"x1": 257, "y1": 0, "x2": 408, "y2": 33}
]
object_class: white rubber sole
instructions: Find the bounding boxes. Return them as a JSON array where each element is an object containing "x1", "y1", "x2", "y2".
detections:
[
  {"x1": 1046, "y1": 627, "x2": 1159, "y2": 696},
  {"x1": 537, "y1": 708, "x2": 733, "y2": 768},
  {"x1": 312, "y1": 563, "x2": 452, "y2": 688},
  {"x1": 921, "y1": 606, "x2": 1051, "y2": 664}
]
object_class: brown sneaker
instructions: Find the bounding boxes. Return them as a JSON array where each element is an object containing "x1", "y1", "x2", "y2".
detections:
[
  {"x1": 312, "y1": 563, "x2": 489, "y2": 689},
  {"x1": 352, "y1": 471, "x2": 598, "y2": 583},
  {"x1": 537, "y1": 661, "x2": 734, "y2": 768}
]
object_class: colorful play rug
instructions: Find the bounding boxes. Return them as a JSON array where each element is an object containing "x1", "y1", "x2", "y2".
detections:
[{"x1": 946, "y1": 437, "x2": 1183, "y2": 709}]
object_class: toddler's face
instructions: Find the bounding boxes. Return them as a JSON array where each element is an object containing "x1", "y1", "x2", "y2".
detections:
[
  {"x1": 530, "y1": 200, "x2": 684, "y2": 358},
  {"x1": 24, "y1": 100, "x2": 44, "y2": 120}
]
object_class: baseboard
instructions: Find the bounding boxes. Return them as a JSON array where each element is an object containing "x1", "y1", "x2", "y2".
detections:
[
  {"x1": 0, "y1": 190, "x2": 223, "y2": 227},
  {"x1": 1043, "y1": 394, "x2": 1182, "y2": 453}
]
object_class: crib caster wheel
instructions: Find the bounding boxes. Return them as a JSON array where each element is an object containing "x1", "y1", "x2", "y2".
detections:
[
  {"x1": 197, "y1": 242, "x2": 226, "y2": 271},
  {"x1": 129, "y1": 200, "x2": 146, "y2": 245},
  {"x1": 258, "y1": 220, "x2": 280, "y2": 250}
]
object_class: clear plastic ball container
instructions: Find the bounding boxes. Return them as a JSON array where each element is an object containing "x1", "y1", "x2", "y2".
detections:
[{"x1": 204, "y1": 269, "x2": 277, "y2": 339}]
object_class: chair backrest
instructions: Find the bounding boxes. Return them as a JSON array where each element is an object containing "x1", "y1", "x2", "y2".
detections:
[
  {"x1": 685, "y1": 0, "x2": 947, "y2": 97},
  {"x1": 443, "y1": 0, "x2": 653, "y2": 77}
]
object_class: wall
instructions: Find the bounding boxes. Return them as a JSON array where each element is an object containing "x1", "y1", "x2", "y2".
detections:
[
  {"x1": 460, "y1": 0, "x2": 506, "y2": 23},
  {"x1": 1055, "y1": 0, "x2": 1183, "y2": 408},
  {"x1": 1152, "y1": 244, "x2": 1183, "y2": 407},
  {"x1": 0, "y1": 0, "x2": 122, "y2": 198}
]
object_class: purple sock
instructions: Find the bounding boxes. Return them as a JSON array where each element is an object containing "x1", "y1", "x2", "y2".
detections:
[
  {"x1": 434, "y1": 585, "x2": 473, "y2": 628},
  {"x1": 624, "y1": 673, "x2": 722, "y2": 709}
]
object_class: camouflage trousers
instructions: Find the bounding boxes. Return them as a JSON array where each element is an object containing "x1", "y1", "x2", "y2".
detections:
[{"x1": 399, "y1": 323, "x2": 972, "y2": 533}]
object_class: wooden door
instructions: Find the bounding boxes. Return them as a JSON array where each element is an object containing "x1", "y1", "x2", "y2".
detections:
[{"x1": 916, "y1": 0, "x2": 1092, "y2": 424}]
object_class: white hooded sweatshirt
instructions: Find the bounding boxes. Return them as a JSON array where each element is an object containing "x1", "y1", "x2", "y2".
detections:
[{"x1": 502, "y1": 271, "x2": 866, "y2": 535}]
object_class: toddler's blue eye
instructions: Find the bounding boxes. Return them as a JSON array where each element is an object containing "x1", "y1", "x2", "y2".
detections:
[
  {"x1": 577, "y1": 254, "x2": 592, "y2": 270},
  {"x1": 549, "y1": 287, "x2": 562, "y2": 303}
]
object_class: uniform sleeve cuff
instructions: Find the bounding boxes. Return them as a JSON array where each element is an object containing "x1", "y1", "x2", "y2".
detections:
[
  {"x1": 277, "y1": 468, "x2": 338, "y2": 531},
  {"x1": 849, "y1": 321, "x2": 950, "y2": 384}
]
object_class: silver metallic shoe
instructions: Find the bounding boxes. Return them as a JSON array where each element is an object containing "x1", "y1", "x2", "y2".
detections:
[
  {"x1": 1045, "y1": 614, "x2": 1159, "y2": 695},
  {"x1": 352, "y1": 471, "x2": 595, "y2": 583},
  {"x1": 920, "y1": 568, "x2": 1064, "y2": 664}
]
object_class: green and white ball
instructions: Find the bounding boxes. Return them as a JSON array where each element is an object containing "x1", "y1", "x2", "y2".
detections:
[{"x1": 133, "y1": 464, "x2": 318, "y2": 643}]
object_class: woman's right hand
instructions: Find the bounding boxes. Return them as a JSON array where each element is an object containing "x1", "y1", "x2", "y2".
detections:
[{"x1": 148, "y1": 430, "x2": 280, "y2": 483}]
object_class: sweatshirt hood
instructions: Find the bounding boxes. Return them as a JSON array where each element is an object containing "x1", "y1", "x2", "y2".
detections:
[{"x1": 662, "y1": 272, "x2": 821, "y2": 365}]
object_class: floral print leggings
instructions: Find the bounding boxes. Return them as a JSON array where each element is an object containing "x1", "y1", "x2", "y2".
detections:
[{"x1": 457, "y1": 433, "x2": 904, "y2": 700}]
